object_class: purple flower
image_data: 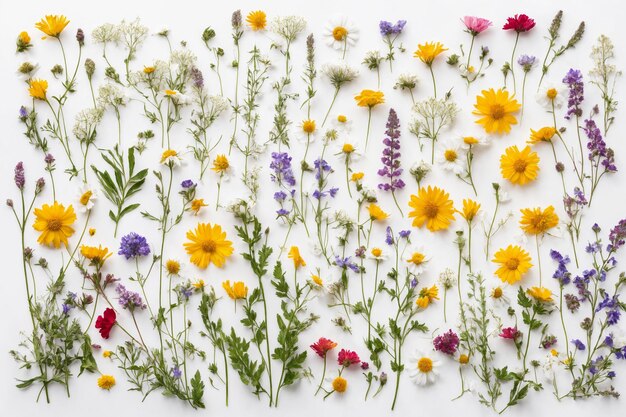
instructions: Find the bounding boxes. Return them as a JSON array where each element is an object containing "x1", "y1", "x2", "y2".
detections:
[
  {"x1": 563, "y1": 69, "x2": 584, "y2": 120},
  {"x1": 274, "y1": 191, "x2": 287, "y2": 201},
  {"x1": 118, "y1": 233, "x2": 151, "y2": 259},
  {"x1": 329, "y1": 187, "x2": 339, "y2": 198},
  {"x1": 517, "y1": 54, "x2": 536, "y2": 71},
  {"x1": 399, "y1": 230, "x2": 411, "y2": 239},
  {"x1": 550, "y1": 249, "x2": 571, "y2": 286},
  {"x1": 596, "y1": 293, "x2": 621, "y2": 325},
  {"x1": 571, "y1": 339, "x2": 586, "y2": 351},
  {"x1": 379, "y1": 20, "x2": 406, "y2": 36},
  {"x1": 377, "y1": 108, "x2": 405, "y2": 193},
  {"x1": 276, "y1": 208, "x2": 290, "y2": 216},
  {"x1": 181, "y1": 179, "x2": 195, "y2": 188},
  {"x1": 313, "y1": 158, "x2": 332, "y2": 180},
  {"x1": 584, "y1": 118, "x2": 617, "y2": 173},
  {"x1": 190, "y1": 66, "x2": 204, "y2": 89},
  {"x1": 172, "y1": 366, "x2": 182, "y2": 379},
  {"x1": 334, "y1": 256, "x2": 359, "y2": 273},
  {"x1": 44, "y1": 153, "x2": 55, "y2": 165},
  {"x1": 115, "y1": 284, "x2": 146, "y2": 311},
  {"x1": 433, "y1": 329, "x2": 460, "y2": 355},
  {"x1": 361, "y1": 362, "x2": 369, "y2": 370},
  {"x1": 385, "y1": 226, "x2": 394, "y2": 245},
  {"x1": 608, "y1": 219, "x2": 626, "y2": 251},
  {"x1": 19, "y1": 106, "x2": 28, "y2": 118},
  {"x1": 270, "y1": 152, "x2": 296, "y2": 187},
  {"x1": 14, "y1": 162, "x2": 25, "y2": 190}
]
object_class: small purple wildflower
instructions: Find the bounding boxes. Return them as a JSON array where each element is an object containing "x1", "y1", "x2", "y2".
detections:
[
  {"x1": 274, "y1": 191, "x2": 287, "y2": 201},
  {"x1": 550, "y1": 249, "x2": 571, "y2": 286},
  {"x1": 334, "y1": 256, "x2": 359, "y2": 273},
  {"x1": 14, "y1": 162, "x2": 25, "y2": 190},
  {"x1": 172, "y1": 366, "x2": 182, "y2": 379},
  {"x1": 377, "y1": 108, "x2": 405, "y2": 193},
  {"x1": 118, "y1": 233, "x2": 151, "y2": 259},
  {"x1": 399, "y1": 230, "x2": 411, "y2": 239},
  {"x1": 608, "y1": 219, "x2": 626, "y2": 251},
  {"x1": 584, "y1": 118, "x2": 617, "y2": 173},
  {"x1": 517, "y1": 55, "x2": 536, "y2": 72},
  {"x1": 181, "y1": 179, "x2": 195, "y2": 188},
  {"x1": 270, "y1": 152, "x2": 296, "y2": 187},
  {"x1": 379, "y1": 20, "x2": 406, "y2": 36},
  {"x1": 44, "y1": 153, "x2": 55, "y2": 165},
  {"x1": 596, "y1": 293, "x2": 621, "y2": 325},
  {"x1": 385, "y1": 226, "x2": 394, "y2": 245},
  {"x1": 19, "y1": 106, "x2": 28, "y2": 118},
  {"x1": 115, "y1": 284, "x2": 146, "y2": 311},
  {"x1": 190, "y1": 67, "x2": 204, "y2": 89},
  {"x1": 571, "y1": 339, "x2": 586, "y2": 351},
  {"x1": 563, "y1": 69, "x2": 584, "y2": 120}
]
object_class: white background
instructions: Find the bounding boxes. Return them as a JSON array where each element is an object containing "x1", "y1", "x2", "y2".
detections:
[{"x1": 1, "y1": 0, "x2": 626, "y2": 416}]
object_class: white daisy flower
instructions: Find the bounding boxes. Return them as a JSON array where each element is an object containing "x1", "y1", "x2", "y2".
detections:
[
  {"x1": 536, "y1": 82, "x2": 565, "y2": 110},
  {"x1": 75, "y1": 183, "x2": 97, "y2": 213},
  {"x1": 323, "y1": 16, "x2": 359, "y2": 54},
  {"x1": 490, "y1": 285, "x2": 511, "y2": 307},
  {"x1": 404, "y1": 246, "x2": 428, "y2": 275},
  {"x1": 332, "y1": 114, "x2": 353, "y2": 134},
  {"x1": 160, "y1": 149, "x2": 183, "y2": 167},
  {"x1": 368, "y1": 246, "x2": 388, "y2": 262},
  {"x1": 334, "y1": 137, "x2": 363, "y2": 162},
  {"x1": 160, "y1": 89, "x2": 190, "y2": 104},
  {"x1": 295, "y1": 119, "x2": 319, "y2": 144},
  {"x1": 437, "y1": 138, "x2": 466, "y2": 175},
  {"x1": 407, "y1": 351, "x2": 440, "y2": 386},
  {"x1": 542, "y1": 350, "x2": 561, "y2": 382}
]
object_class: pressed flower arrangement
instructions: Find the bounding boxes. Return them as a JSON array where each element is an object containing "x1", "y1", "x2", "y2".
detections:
[{"x1": 5, "y1": 6, "x2": 626, "y2": 416}]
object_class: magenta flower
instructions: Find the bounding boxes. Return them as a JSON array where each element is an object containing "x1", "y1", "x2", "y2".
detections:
[
  {"x1": 463, "y1": 16, "x2": 492, "y2": 35},
  {"x1": 502, "y1": 14, "x2": 536, "y2": 33},
  {"x1": 337, "y1": 349, "x2": 361, "y2": 367},
  {"x1": 499, "y1": 326, "x2": 521, "y2": 340}
]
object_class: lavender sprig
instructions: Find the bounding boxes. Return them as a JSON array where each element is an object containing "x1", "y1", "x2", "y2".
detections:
[{"x1": 377, "y1": 108, "x2": 405, "y2": 216}]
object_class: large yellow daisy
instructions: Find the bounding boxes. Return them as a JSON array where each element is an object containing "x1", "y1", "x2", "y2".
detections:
[
  {"x1": 35, "y1": 15, "x2": 70, "y2": 38},
  {"x1": 184, "y1": 223, "x2": 234, "y2": 269},
  {"x1": 408, "y1": 186, "x2": 455, "y2": 232},
  {"x1": 492, "y1": 245, "x2": 533, "y2": 284},
  {"x1": 246, "y1": 11, "x2": 267, "y2": 31},
  {"x1": 519, "y1": 206, "x2": 559, "y2": 235},
  {"x1": 414, "y1": 42, "x2": 448, "y2": 66},
  {"x1": 500, "y1": 145, "x2": 540, "y2": 185},
  {"x1": 33, "y1": 202, "x2": 77, "y2": 248},
  {"x1": 473, "y1": 88, "x2": 521, "y2": 134}
]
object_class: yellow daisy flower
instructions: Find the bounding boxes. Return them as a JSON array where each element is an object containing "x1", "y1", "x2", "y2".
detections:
[
  {"x1": 416, "y1": 285, "x2": 439, "y2": 309},
  {"x1": 184, "y1": 223, "x2": 234, "y2": 269},
  {"x1": 528, "y1": 127, "x2": 557, "y2": 144},
  {"x1": 354, "y1": 90, "x2": 385, "y2": 108},
  {"x1": 246, "y1": 11, "x2": 267, "y2": 31},
  {"x1": 473, "y1": 88, "x2": 521, "y2": 134},
  {"x1": 311, "y1": 274, "x2": 323, "y2": 286},
  {"x1": 190, "y1": 199, "x2": 208, "y2": 215},
  {"x1": 288, "y1": 246, "x2": 306, "y2": 269},
  {"x1": 211, "y1": 154, "x2": 230, "y2": 173},
  {"x1": 408, "y1": 186, "x2": 455, "y2": 232},
  {"x1": 492, "y1": 245, "x2": 533, "y2": 284},
  {"x1": 500, "y1": 145, "x2": 540, "y2": 185},
  {"x1": 527, "y1": 286, "x2": 553, "y2": 302},
  {"x1": 519, "y1": 206, "x2": 559, "y2": 235},
  {"x1": 460, "y1": 199, "x2": 481, "y2": 222},
  {"x1": 97, "y1": 374, "x2": 115, "y2": 390},
  {"x1": 350, "y1": 172, "x2": 364, "y2": 182},
  {"x1": 33, "y1": 202, "x2": 76, "y2": 248},
  {"x1": 222, "y1": 280, "x2": 248, "y2": 300},
  {"x1": 367, "y1": 204, "x2": 389, "y2": 221},
  {"x1": 102, "y1": 350, "x2": 112, "y2": 358},
  {"x1": 28, "y1": 79, "x2": 48, "y2": 100},
  {"x1": 80, "y1": 245, "x2": 112, "y2": 266},
  {"x1": 35, "y1": 15, "x2": 70, "y2": 38},
  {"x1": 413, "y1": 42, "x2": 448, "y2": 65},
  {"x1": 165, "y1": 259, "x2": 181, "y2": 275}
]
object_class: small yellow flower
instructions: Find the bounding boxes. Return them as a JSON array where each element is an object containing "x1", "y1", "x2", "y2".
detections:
[
  {"x1": 527, "y1": 286, "x2": 553, "y2": 302},
  {"x1": 211, "y1": 154, "x2": 230, "y2": 173},
  {"x1": 341, "y1": 143, "x2": 355, "y2": 154},
  {"x1": 311, "y1": 274, "x2": 323, "y2": 286},
  {"x1": 332, "y1": 376, "x2": 347, "y2": 393},
  {"x1": 190, "y1": 199, "x2": 208, "y2": 215},
  {"x1": 33, "y1": 202, "x2": 76, "y2": 248},
  {"x1": 463, "y1": 136, "x2": 479, "y2": 145},
  {"x1": 528, "y1": 127, "x2": 557, "y2": 144},
  {"x1": 371, "y1": 247, "x2": 383, "y2": 258},
  {"x1": 332, "y1": 26, "x2": 348, "y2": 41},
  {"x1": 35, "y1": 15, "x2": 70, "y2": 38},
  {"x1": 102, "y1": 350, "x2": 112, "y2": 358},
  {"x1": 350, "y1": 172, "x2": 364, "y2": 182},
  {"x1": 459, "y1": 354, "x2": 470, "y2": 364},
  {"x1": 550, "y1": 349, "x2": 559, "y2": 357},
  {"x1": 407, "y1": 251, "x2": 426, "y2": 267},
  {"x1": 80, "y1": 245, "x2": 112, "y2": 266},
  {"x1": 97, "y1": 374, "x2": 115, "y2": 390},
  {"x1": 414, "y1": 42, "x2": 448, "y2": 65},
  {"x1": 460, "y1": 199, "x2": 481, "y2": 222},
  {"x1": 491, "y1": 286, "x2": 504, "y2": 299},
  {"x1": 19, "y1": 31, "x2": 31, "y2": 44},
  {"x1": 337, "y1": 114, "x2": 348, "y2": 123},
  {"x1": 222, "y1": 280, "x2": 248, "y2": 300},
  {"x1": 160, "y1": 149, "x2": 179, "y2": 164},
  {"x1": 246, "y1": 11, "x2": 267, "y2": 31},
  {"x1": 89, "y1": 228, "x2": 96, "y2": 236},
  {"x1": 416, "y1": 285, "x2": 439, "y2": 309},
  {"x1": 355, "y1": 89, "x2": 385, "y2": 108},
  {"x1": 193, "y1": 279, "x2": 205, "y2": 289},
  {"x1": 301, "y1": 119, "x2": 316, "y2": 134},
  {"x1": 143, "y1": 66, "x2": 155, "y2": 74},
  {"x1": 367, "y1": 204, "x2": 389, "y2": 221},
  {"x1": 519, "y1": 206, "x2": 559, "y2": 235},
  {"x1": 288, "y1": 246, "x2": 306, "y2": 269},
  {"x1": 546, "y1": 88, "x2": 558, "y2": 100},
  {"x1": 165, "y1": 259, "x2": 181, "y2": 275},
  {"x1": 28, "y1": 79, "x2": 48, "y2": 100}
]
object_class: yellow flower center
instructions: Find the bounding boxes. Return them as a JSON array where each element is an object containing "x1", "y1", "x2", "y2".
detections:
[
  {"x1": 332, "y1": 26, "x2": 348, "y2": 41},
  {"x1": 214, "y1": 157, "x2": 229, "y2": 171},
  {"x1": 459, "y1": 354, "x2": 469, "y2": 364},
  {"x1": 463, "y1": 136, "x2": 479, "y2": 145},
  {"x1": 337, "y1": 114, "x2": 347, "y2": 123},
  {"x1": 444, "y1": 149, "x2": 457, "y2": 162},
  {"x1": 48, "y1": 219, "x2": 62, "y2": 231},
  {"x1": 80, "y1": 190, "x2": 93, "y2": 206},
  {"x1": 513, "y1": 159, "x2": 528, "y2": 173},
  {"x1": 409, "y1": 252, "x2": 425, "y2": 265},
  {"x1": 143, "y1": 66, "x2": 155, "y2": 74},
  {"x1": 166, "y1": 260, "x2": 180, "y2": 275},
  {"x1": 490, "y1": 104, "x2": 506, "y2": 120},
  {"x1": 467, "y1": 66, "x2": 475, "y2": 73},
  {"x1": 342, "y1": 143, "x2": 355, "y2": 153},
  {"x1": 505, "y1": 258, "x2": 520, "y2": 271},
  {"x1": 371, "y1": 248, "x2": 382, "y2": 257},
  {"x1": 424, "y1": 202, "x2": 439, "y2": 219},
  {"x1": 547, "y1": 88, "x2": 558, "y2": 99},
  {"x1": 311, "y1": 274, "x2": 323, "y2": 286},
  {"x1": 201, "y1": 240, "x2": 217, "y2": 253},
  {"x1": 302, "y1": 120, "x2": 316, "y2": 133},
  {"x1": 417, "y1": 357, "x2": 433, "y2": 373},
  {"x1": 164, "y1": 89, "x2": 177, "y2": 96},
  {"x1": 493, "y1": 287, "x2": 503, "y2": 299}
]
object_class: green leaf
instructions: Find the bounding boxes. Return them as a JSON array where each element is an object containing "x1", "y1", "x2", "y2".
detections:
[{"x1": 190, "y1": 370, "x2": 205, "y2": 408}]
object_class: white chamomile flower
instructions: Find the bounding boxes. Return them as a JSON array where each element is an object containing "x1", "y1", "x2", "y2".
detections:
[
  {"x1": 160, "y1": 149, "x2": 183, "y2": 167},
  {"x1": 296, "y1": 119, "x2": 319, "y2": 144},
  {"x1": 368, "y1": 247, "x2": 388, "y2": 262},
  {"x1": 460, "y1": 134, "x2": 488, "y2": 150},
  {"x1": 161, "y1": 89, "x2": 190, "y2": 104},
  {"x1": 323, "y1": 16, "x2": 359, "y2": 54},
  {"x1": 542, "y1": 349, "x2": 561, "y2": 381},
  {"x1": 437, "y1": 138, "x2": 466, "y2": 175},
  {"x1": 332, "y1": 114, "x2": 353, "y2": 134},
  {"x1": 404, "y1": 246, "x2": 428, "y2": 275},
  {"x1": 334, "y1": 137, "x2": 363, "y2": 162},
  {"x1": 536, "y1": 82, "x2": 566, "y2": 110},
  {"x1": 490, "y1": 285, "x2": 510, "y2": 307},
  {"x1": 75, "y1": 183, "x2": 97, "y2": 213},
  {"x1": 408, "y1": 351, "x2": 440, "y2": 386}
]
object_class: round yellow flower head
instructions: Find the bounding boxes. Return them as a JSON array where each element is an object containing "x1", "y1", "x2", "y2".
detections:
[
  {"x1": 246, "y1": 11, "x2": 267, "y2": 31},
  {"x1": 408, "y1": 186, "x2": 455, "y2": 232},
  {"x1": 222, "y1": 280, "x2": 248, "y2": 300},
  {"x1": 302, "y1": 119, "x2": 316, "y2": 134},
  {"x1": 332, "y1": 26, "x2": 348, "y2": 41},
  {"x1": 337, "y1": 114, "x2": 348, "y2": 123},
  {"x1": 33, "y1": 202, "x2": 76, "y2": 248},
  {"x1": 414, "y1": 42, "x2": 448, "y2": 65},
  {"x1": 102, "y1": 350, "x2": 112, "y2": 358},
  {"x1": 367, "y1": 204, "x2": 389, "y2": 221},
  {"x1": 80, "y1": 245, "x2": 112, "y2": 266},
  {"x1": 459, "y1": 354, "x2": 470, "y2": 364},
  {"x1": 332, "y1": 376, "x2": 347, "y2": 393},
  {"x1": 473, "y1": 88, "x2": 521, "y2": 134},
  {"x1": 371, "y1": 247, "x2": 383, "y2": 258},
  {"x1": 212, "y1": 154, "x2": 230, "y2": 173},
  {"x1": 97, "y1": 374, "x2": 116, "y2": 390},
  {"x1": 166, "y1": 259, "x2": 181, "y2": 275},
  {"x1": 463, "y1": 136, "x2": 479, "y2": 145},
  {"x1": 500, "y1": 145, "x2": 540, "y2": 185},
  {"x1": 184, "y1": 223, "x2": 234, "y2": 269},
  {"x1": 350, "y1": 172, "x2": 364, "y2": 182},
  {"x1": 519, "y1": 206, "x2": 559, "y2": 235},
  {"x1": 354, "y1": 89, "x2": 385, "y2": 108},
  {"x1": 527, "y1": 286, "x2": 553, "y2": 303},
  {"x1": 89, "y1": 228, "x2": 96, "y2": 236},
  {"x1": 492, "y1": 245, "x2": 533, "y2": 284},
  {"x1": 143, "y1": 66, "x2": 156, "y2": 74}
]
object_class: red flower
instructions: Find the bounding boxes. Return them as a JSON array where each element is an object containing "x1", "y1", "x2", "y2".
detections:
[
  {"x1": 502, "y1": 14, "x2": 535, "y2": 33},
  {"x1": 499, "y1": 326, "x2": 521, "y2": 340},
  {"x1": 310, "y1": 337, "x2": 337, "y2": 358},
  {"x1": 337, "y1": 348, "x2": 360, "y2": 367},
  {"x1": 95, "y1": 308, "x2": 116, "y2": 339}
]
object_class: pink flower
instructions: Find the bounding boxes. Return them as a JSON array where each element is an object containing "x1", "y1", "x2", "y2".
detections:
[
  {"x1": 337, "y1": 349, "x2": 361, "y2": 367},
  {"x1": 502, "y1": 14, "x2": 536, "y2": 33},
  {"x1": 463, "y1": 16, "x2": 492, "y2": 35},
  {"x1": 499, "y1": 326, "x2": 521, "y2": 340}
]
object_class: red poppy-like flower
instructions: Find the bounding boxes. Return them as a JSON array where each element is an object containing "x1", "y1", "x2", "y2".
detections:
[
  {"x1": 337, "y1": 348, "x2": 361, "y2": 367},
  {"x1": 502, "y1": 14, "x2": 535, "y2": 33},
  {"x1": 95, "y1": 308, "x2": 116, "y2": 339},
  {"x1": 499, "y1": 326, "x2": 521, "y2": 340},
  {"x1": 310, "y1": 337, "x2": 337, "y2": 358}
]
